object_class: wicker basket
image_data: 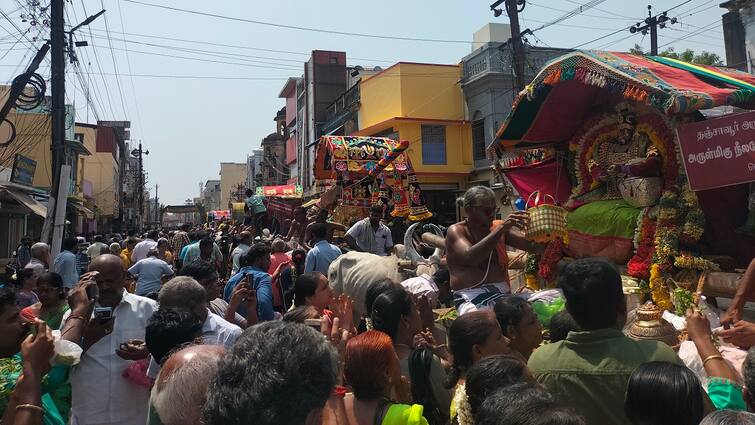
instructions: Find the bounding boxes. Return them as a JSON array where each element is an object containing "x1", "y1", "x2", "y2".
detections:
[{"x1": 524, "y1": 192, "x2": 567, "y2": 243}]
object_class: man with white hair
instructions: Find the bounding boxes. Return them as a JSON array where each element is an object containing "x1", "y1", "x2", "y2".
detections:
[
  {"x1": 151, "y1": 345, "x2": 225, "y2": 425},
  {"x1": 157, "y1": 276, "x2": 241, "y2": 349},
  {"x1": 146, "y1": 276, "x2": 242, "y2": 380},
  {"x1": 446, "y1": 186, "x2": 530, "y2": 315},
  {"x1": 24, "y1": 242, "x2": 50, "y2": 277}
]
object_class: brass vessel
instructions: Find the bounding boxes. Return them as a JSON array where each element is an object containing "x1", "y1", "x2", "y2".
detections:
[{"x1": 627, "y1": 302, "x2": 678, "y2": 346}]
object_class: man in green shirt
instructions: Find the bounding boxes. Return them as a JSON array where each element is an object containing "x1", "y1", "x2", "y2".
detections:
[
  {"x1": 528, "y1": 258, "x2": 681, "y2": 425},
  {"x1": 244, "y1": 189, "x2": 267, "y2": 233}
]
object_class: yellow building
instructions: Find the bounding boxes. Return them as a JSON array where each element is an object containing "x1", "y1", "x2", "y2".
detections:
[
  {"x1": 353, "y1": 62, "x2": 472, "y2": 224},
  {"x1": 76, "y1": 123, "x2": 118, "y2": 219},
  {"x1": 219, "y1": 162, "x2": 248, "y2": 209}
]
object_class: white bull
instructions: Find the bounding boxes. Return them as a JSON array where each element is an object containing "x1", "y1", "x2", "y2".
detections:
[{"x1": 328, "y1": 224, "x2": 445, "y2": 317}]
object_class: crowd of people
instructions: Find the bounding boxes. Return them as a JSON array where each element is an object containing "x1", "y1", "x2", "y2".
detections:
[{"x1": 1, "y1": 186, "x2": 755, "y2": 425}]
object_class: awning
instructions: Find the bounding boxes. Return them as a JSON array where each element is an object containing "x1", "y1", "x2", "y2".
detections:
[
  {"x1": 490, "y1": 50, "x2": 755, "y2": 153},
  {"x1": 0, "y1": 187, "x2": 47, "y2": 217},
  {"x1": 68, "y1": 199, "x2": 95, "y2": 218},
  {"x1": 67, "y1": 139, "x2": 91, "y2": 156}
]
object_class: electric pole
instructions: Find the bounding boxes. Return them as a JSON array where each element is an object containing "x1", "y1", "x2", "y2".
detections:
[
  {"x1": 491, "y1": 0, "x2": 528, "y2": 92},
  {"x1": 130, "y1": 141, "x2": 148, "y2": 229},
  {"x1": 630, "y1": 5, "x2": 677, "y2": 55},
  {"x1": 44, "y1": 0, "x2": 66, "y2": 257},
  {"x1": 154, "y1": 183, "x2": 158, "y2": 224},
  {"x1": 43, "y1": 3, "x2": 103, "y2": 254}
]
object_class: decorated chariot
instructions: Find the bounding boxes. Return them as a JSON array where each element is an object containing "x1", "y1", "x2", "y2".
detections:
[
  {"x1": 488, "y1": 50, "x2": 755, "y2": 333},
  {"x1": 313, "y1": 135, "x2": 432, "y2": 224}
]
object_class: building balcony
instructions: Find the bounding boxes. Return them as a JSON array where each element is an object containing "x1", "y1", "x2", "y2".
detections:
[
  {"x1": 461, "y1": 44, "x2": 572, "y2": 85},
  {"x1": 322, "y1": 84, "x2": 360, "y2": 136}
]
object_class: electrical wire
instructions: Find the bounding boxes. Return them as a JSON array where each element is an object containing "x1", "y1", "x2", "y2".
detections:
[
  {"x1": 80, "y1": 0, "x2": 118, "y2": 120},
  {"x1": 87, "y1": 43, "x2": 303, "y2": 71},
  {"x1": 528, "y1": 1, "x2": 637, "y2": 21},
  {"x1": 658, "y1": 19, "x2": 722, "y2": 48},
  {"x1": 560, "y1": 0, "x2": 642, "y2": 19},
  {"x1": 100, "y1": 0, "x2": 129, "y2": 119},
  {"x1": 81, "y1": 27, "x2": 398, "y2": 64},
  {"x1": 530, "y1": 0, "x2": 610, "y2": 34},
  {"x1": 116, "y1": 0, "x2": 147, "y2": 147},
  {"x1": 84, "y1": 34, "x2": 308, "y2": 68},
  {"x1": 123, "y1": 0, "x2": 470, "y2": 44},
  {"x1": 569, "y1": 0, "x2": 698, "y2": 49}
]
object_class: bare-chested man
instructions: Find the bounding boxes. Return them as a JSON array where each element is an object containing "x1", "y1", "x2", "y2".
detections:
[
  {"x1": 285, "y1": 207, "x2": 308, "y2": 249},
  {"x1": 446, "y1": 186, "x2": 531, "y2": 315}
]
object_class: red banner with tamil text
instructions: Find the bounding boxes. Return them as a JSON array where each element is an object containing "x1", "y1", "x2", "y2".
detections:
[{"x1": 676, "y1": 111, "x2": 755, "y2": 191}]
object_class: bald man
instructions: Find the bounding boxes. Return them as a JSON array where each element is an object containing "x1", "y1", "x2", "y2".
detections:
[
  {"x1": 62, "y1": 254, "x2": 158, "y2": 425},
  {"x1": 150, "y1": 345, "x2": 225, "y2": 425}
]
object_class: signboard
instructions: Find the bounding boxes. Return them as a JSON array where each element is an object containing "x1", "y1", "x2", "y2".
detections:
[
  {"x1": 10, "y1": 154, "x2": 36, "y2": 186},
  {"x1": 257, "y1": 185, "x2": 303, "y2": 198},
  {"x1": 676, "y1": 111, "x2": 755, "y2": 191}
]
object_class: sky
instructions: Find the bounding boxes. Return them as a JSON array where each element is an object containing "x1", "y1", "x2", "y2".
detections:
[{"x1": 0, "y1": 0, "x2": 727, "y2": 204}]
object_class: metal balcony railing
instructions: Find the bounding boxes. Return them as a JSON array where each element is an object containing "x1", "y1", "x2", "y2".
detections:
[{"x1": 325, "y1": 84, "x2": 361, "y2": 121}]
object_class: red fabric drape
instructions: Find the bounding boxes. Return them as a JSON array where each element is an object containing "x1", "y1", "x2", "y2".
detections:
[{"x1": 503, "y1": 160, "x2": 572, "y2": 206}]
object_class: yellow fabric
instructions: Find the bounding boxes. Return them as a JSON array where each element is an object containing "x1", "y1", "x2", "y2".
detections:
[{"x1": 382, "y1": 404, "x2": 429, "y2": 425}]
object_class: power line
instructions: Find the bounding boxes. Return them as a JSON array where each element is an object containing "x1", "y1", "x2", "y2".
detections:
[
  {"x1": 527, "y1": 1, "x2": 637, "y2": 21},
  {"x1": 83, "y1": 27, "x2": 398, "y2": 64},
  {"x1": 80, "y1": 0, "x2": 117, "y2": 120},
  {"x1": 560, "y1": 0, "x2": 642, "y2": 19},
  {"x1": 123, "y1": 0, "x2": 470, "y2": 44},
  {"x1": 85, "y1": 33, "x2": 308, "y2": 68},
  {"x1": 658, "y1": 19, "x2": 721, "y2": 48},
  {"x1": 100, "y1": 0, "x2": 129, "y2": 119},
  {"x1": 569, "y1": 0, "x2": 695, "y2": 49},
  {"x1": 87, "y1": 43, "x2": 303, "y2": 71},
  {"x1": 530, "y1": 0, "x2": 610, "y2": 34},
  {"x1": 116, "y1": 0, "x2": 146, "y2": 145}
]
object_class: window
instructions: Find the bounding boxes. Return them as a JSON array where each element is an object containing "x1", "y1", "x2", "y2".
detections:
[
  {"x1": 472, "y1": 119, "x2": 486, "y2": 160},
  {"x1": 421, "y1": 125, "x2": 446, "y2": 165}
]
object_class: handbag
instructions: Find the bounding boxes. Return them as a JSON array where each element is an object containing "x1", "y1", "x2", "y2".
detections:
[{"x1": 524, "y1": 191, "x2": 567, "y2": 243}]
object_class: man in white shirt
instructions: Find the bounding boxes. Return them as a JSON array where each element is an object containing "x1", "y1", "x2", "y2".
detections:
[
  {"x1": 345, "y1": 205, "x2": 394, "y2": 256},
  {"x1": 230, "y1": 231, "x2": 252, "y2": 275},
  {"x1": 86, "y1": 235, "x2": 109, "y2": 259},
  {"x1": 24, "y1": 242, "x2": 50, "y2": 277},
  {"x1": 61, "y1": 254, "x2": 158, "y2": 425},
  {"x1": 131, "y1": 230, "x2": 159, "y2": 263}
]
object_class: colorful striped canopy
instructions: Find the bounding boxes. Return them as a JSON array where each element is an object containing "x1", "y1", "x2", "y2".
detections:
[{"x1": 490, "y1": 50, "x2": 755, "y2": 153}]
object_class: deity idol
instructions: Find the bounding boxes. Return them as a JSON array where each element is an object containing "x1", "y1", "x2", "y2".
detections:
[
  {"x1": 585, "y1": 103, "x2": 661, "y2": 201},
  {"x1": 567, "y1": 104, "x2": 663, "y2": 263}
]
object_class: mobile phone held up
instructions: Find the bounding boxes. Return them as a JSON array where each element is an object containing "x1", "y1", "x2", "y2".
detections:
[
  {"x1": 94, "y1": 307, "x2": 113, "y2": 322},
  {"x1": 85, "y1": 285, "x2": 99, "y2": 301}
]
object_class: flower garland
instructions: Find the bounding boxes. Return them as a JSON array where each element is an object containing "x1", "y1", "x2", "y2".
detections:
[
  {"x1": 453, "y1": 383, "x2": 474, "y2": 425},
  {"x1": 539, "y1": 238, "x2": 565, "y2": 283},
  {"x1": 627, "y1": 209, "x2": 656, "y2": 280},
  {"x1": 524, "y1": 254, "x2": 541, "y2": 290},
  {"x1": 566, "y1": 108, "x2": 680, "y2": 209},
  {"x1": 650, "y1": 185, "x2": 714, "y2": 310},
  {"x1": 649, "y1": 263, "x2": 673, "y2": 311}
]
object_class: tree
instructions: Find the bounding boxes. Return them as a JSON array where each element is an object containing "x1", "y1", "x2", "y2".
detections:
[{"x1": 628, "y1": 45, "x2": 722, "y2": 66}]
